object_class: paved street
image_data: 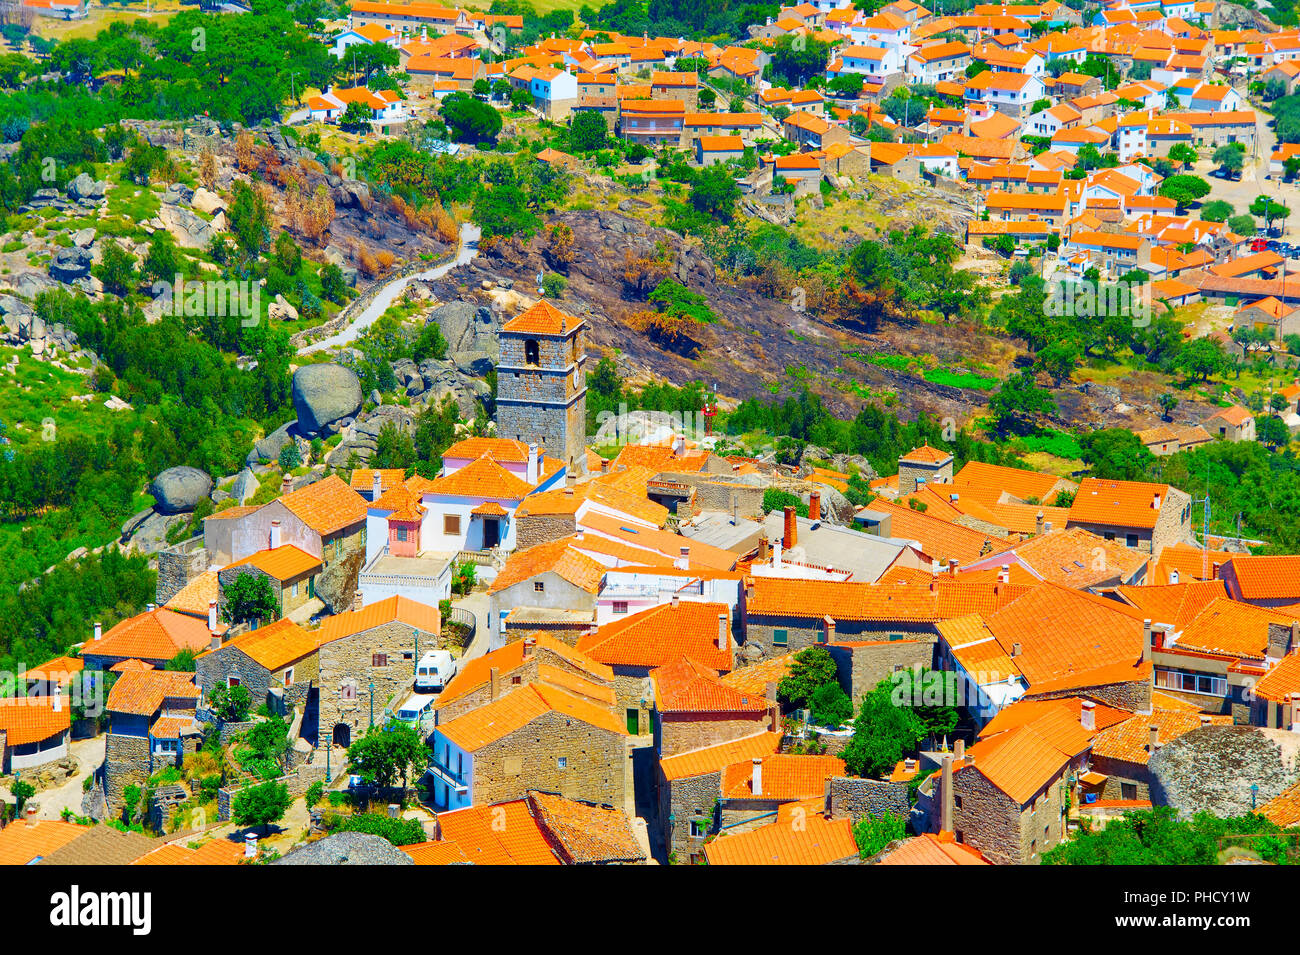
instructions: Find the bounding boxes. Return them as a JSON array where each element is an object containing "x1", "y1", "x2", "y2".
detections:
[{"x1": 33, "y1": 735, "x2": 105, "y2": 820}]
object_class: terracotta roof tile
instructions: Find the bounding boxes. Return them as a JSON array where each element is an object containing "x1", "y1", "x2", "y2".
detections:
[
  {"x1": 1090, "y1": 706, "x2": 1229, "y2": 764},
  {"x1": 719, "y1": 656, "x2": 793, "y2": 697},
  {"x1": 660, "y1": 731, "x2": 782, "y2": 781},
  {"x1": 487, "y1": 536, "x2": 607, "y2": 596},
  {"x1": 1068, "y1": 477, "x2": 1172, "y2": 531},
  {"x1": 1115, "y1": 579, "x2": 1229, "y2": 630},
  {"x1": 316, "y1": 595, "x2": 439, "y2": 645},
  {"x1": 424, "y1": 800, "x2": 560, "y2": 864},
  {"x1": 705, "y1": 811, "x2": 857, "y2": 865},
  {"x1": 652, "y1": 656, "x2": 770, "y2": 713},
  {"x1": 746, "y1": 576, "x2": 1030, "y2": 623},
  {"x1": 0, "y1": 696, "x2": 70, "y2": 745},
  {"x1": 1173, "y1": 597, "x2": 1295, "y2": 659},
  {"x1": 224, "y1": 544, "x2": 322, "y2": 581},
  {"x1": 106, "y1": 670, "x2": 200, "y2": 717},
  {"x1": 528, "y1": 791, "x2": 646, "y2": 863},
  {"x1": 422, "y1": 454, "x2": 538, "y2": 500},
  {"x1": 164, "y1": 571, "x2": 220, "y2": 617},
  {"x1": 502, "y1": 300, "x2": 584, "y2": 336},
  {"x1": 0, "y1": 820, "x2": 88, "y2": 865},
  {"x1": 577, "y1": 601, "x2": 734, "y2": 671},
  {"x1": 958, "y1": 722, "x2": 1076, "y2": 804},
  {"x1": 437, "y1": 683, "x2": 624, "y2": 751},
  {"x1": 877, "y1": 831, "x2": 992, "y2": 865},
  {"x1": 83, "y1": 608, "x2": 216, "y2": 664},
  {"x1": 201, "y1": 617, "x2": 318, "y2": 672},
  {"x1": 278, "y1": 475, "x2": 368, "y2": 536},
  {"x1": 434, "y1": 633, "x2": 611, "y2": 709},
  {"x1": 442, "y1": 437, "x2": 532, "y2": 463},
  {"x1": 721, "y1": 753, "x2": 845, "y2": 799},
  {"x1": 20, "y1": 655, "x2": 83, "y2": 687},
  {"x1": 1223, "y1": 554, "x2": 1300, "y2": 602}
]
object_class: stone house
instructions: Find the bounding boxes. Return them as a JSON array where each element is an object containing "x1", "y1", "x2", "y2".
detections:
[
  {"x1": 1086, "y1": 703, "x2": 1225, "y2": 802},
  {"x1": 1066, "y1": 477, "x2": 1193, "y2": 554},
  {"x1": 428, "y1": 683, "x2": 627, "y2": 811},
  {"x1": 486, "y1": 535, "x2": 605, "y2": 643},
  {"x1": 657, "y1": 731, "x2": 782, "y2": 863},
  {"x1": 897, "y1": 444, "x2": 954, "y2": 496},
  {"x1": 195, "y1": 617, "x2": 321, "y2": 716},
  {"x1": 81, "y1": 606, "x2": 220, "y2": 671},
  {"x1": 1203, "y1": 405, "x2": 1256, "y2": 443},
  {"x1": 217, "y1": 541, "x2": 323, "y2": 623},
  {"x1": 649, "y1": 656, "x2": 775, "y2": 757},
  {"x1": 203, "y1": 474, "x2": 368, "y2": 583},
  {"x1": 432, "y1": 632, "x2": 615, "y2": 722},
  {"x1": 0, "y1": 697, "x2": 71, "y2": 775},
  {"x1": 825, "y1": 639, "x2": 937, "y2": 711},
  {"x1": 102, "y1": 670, "x2": 202, "y2": 813},
  {"x1": 577, "y1": 600, "x2": 735, "y2": 736},
  {"x1": 315, "y1": 595, "x2": 441, "y2": 749}
]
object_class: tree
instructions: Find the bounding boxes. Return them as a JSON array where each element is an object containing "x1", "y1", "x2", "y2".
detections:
[
  {"x1": 222, "y1": 571, "x2": 279, "y2": 625},
  {"x1": 1259, "y1": 414, "x2": 1291, "y2": 448},
  {"x1": 1158, "y1": 174, "x2": 1210, "y2": 211},
  {"x1": 347, "y1": 722, "x2": 428, "y2": 791},
  {"x1": 840, "y1": 676, "x2": 927, "y2": 779},
  {"x1": 777, "y1": 646, "x2": 840, "y2": 709},
  {"x1": 1286, "y1": 156, "x2": 1300, "y2": 182},
  {"x1": 165, "y1": 648, "x2": 197, "y2": 672},
  {"x1": 1228, "y1": 214, "x2": 1257, "y2": 236},
  {"x1": 441, "y1": 93, "x2": 502, "y2": 144},
  {"x1": 890, "y1": 668, "x2": 959, "y2": 740},
  {"x1": 94, "y1": 240, "x2": 137, "y2": 297},
  {"x1": 569, "y1": 110, "x2": 607, "y2": 151},
  {"x1": 1213, "y1": 144, "x2": 1243, "y2": 178},
  {"x1": 1079, "y1": 428, "x2": 1155, "y2": 481},
  {"x1": 10, "y1": 780, "x2": 34, "y2": 815},
  {"x1": 1158, "y1": 391, "x2": 1179, "y2": 421},
  {"x1": 1250, "y1": 194, "x2": 1291, "y2": 230},
  {"x1": 338, "y1": 99, "x2": 372, "y2": 131},
  {"x1": 1271, "y1": 392, "x2": 1289, "y2": 413},
  {"x1": 232, "y1": 780, "x2": 290, "y2": 835},
  {"x1": 689, "y1": 164, "x2": 740, "y2": 221},
  {"x1": 209, "y1": 682, "x2": 253, "y2": 723},
  {"x1": 1199, "y1": 199, "x2": 1234, "y2": 223},
  {"x1": 988, "y1": 371, "x2": 1056, "y2": 435},
  {"x1": 809, "y1": 681, "x2": 853, "y2": 727},
  {"x1": 852, "y1": 812, "x2": 908, "y2": 859},
  {"x1": 1168, "y1": 143, "x2": 1198, "y2": 165},
  {"x1": 142, "y1": 231, "x2": 179, "y2": 287},
  {"x1": 1177, "y1": 336, "x2": 1227, "y2": 381},
  {"x1": 509, "y1": 86, "x2": 533, "y2": 109}
]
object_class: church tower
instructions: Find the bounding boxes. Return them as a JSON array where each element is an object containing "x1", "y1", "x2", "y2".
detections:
[{"x1": 495, "y1": 301, "x2": 588, "y2": 475}]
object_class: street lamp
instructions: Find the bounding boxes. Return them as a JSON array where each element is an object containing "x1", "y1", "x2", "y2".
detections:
[{"x1": 369, "y1": 678, "x2": 375, "y2": 728}]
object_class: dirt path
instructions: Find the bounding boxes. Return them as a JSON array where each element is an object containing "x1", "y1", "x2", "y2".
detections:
[{"x1": 34, "y1": 736, "x2": 105, "y2": 820}]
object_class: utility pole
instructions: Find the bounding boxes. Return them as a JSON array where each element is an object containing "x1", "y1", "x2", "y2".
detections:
[{"x1": 1191, "y1": 484, "x2": 1211, "y2": 579}]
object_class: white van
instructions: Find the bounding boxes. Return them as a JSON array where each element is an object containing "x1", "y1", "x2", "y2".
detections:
[
  {"x1": 395, "y1": 693, "x2": 437, "y2": 724},
  {"x1": 414, "y1": 650, "x2": 458, "y2": 692}
]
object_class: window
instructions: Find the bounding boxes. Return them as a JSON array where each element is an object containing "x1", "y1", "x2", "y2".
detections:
[
  {"x1": 1126, "y1": 533, "x2": 1139, "y2": 548},
  {"x1": 1121, "y1": 782, "x2": 1138, "y2": 801},
  {"x1": 372, "y1": 653, "x2": 389, "y2": 667},
  {"x1": 444, "y1": 514, "x2": 461, "y2": 535},
  {"x1": 534, "y1": 581, "x2": 545, "y2": 592},
  {"x1": 1103, "y1": 532, "x2": 1116, "y2": 541},
  {"x1": 403, "y1": 651, "x2": 413, "y2": 660},
  {"x1": 690, "y1": 820, "x2": 704, "y2": 838},
  {"x1": 954, "y1": 795, "x2": 962, "y2": 809},
  {"x1": 612, "y1": 601, "x2": 629, "y2": 615},
  {"x1": 557, "y1": 756, "x2": 568, "y2": 770},
  {"x1": 525, "y1": 339, "x2": 540, "y2": 365},
  {"x1": 511, "y1": 675, "x2": 522, "y2": 685},
  {"x1": 773, "y1": 628, "x2": 788, "y2": 646},
  {"x1": 397, "y1": 527, "x2": 408, "y2": 542},
  {"x1": 283, "y1": 668, "x2": 294, "y2": 685},
  {"x1": 341, "y1": 682, "x2": 357, "y2": 701},
  {"x1": 227, "y1": 677, "x2": 241, "y2": 688}
]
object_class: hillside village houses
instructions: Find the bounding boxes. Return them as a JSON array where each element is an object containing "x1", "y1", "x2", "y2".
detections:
[{"x1": 21, "y1": 1, "x2": 1300, "y2": 871}]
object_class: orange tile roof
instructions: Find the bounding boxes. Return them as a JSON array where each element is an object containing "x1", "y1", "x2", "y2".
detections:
[
  {"x1": 958, "y1": 722, "x2": 1076, "y2": 804},
  {"x1": 577, "y1": 601, "x2": 734, "y2": 671},
  {"x1": 1149, "y1": 543, "x2": 1236, "y2": 585},
  {"x1": 746, "y1": 576, "x2": 1029, "y2": 623},
  {"x1": 316, "y1": 595, "x2": 439, "y2": 646},
  {"x1": 610, "y1": 442, "x2": 711, "y2": 473},
  {"x1": 1090, "y1": 706, "x2": 1229, "y2": 764},
  {"x1": 438, "y1": 682, "x2": 624, "y2": 751},
  {"x1": 425, "y1": 800, "x2": 560, "y2": 864},
  {"x1": 660, "y1": 731, "x2": 782, "y2": 781},
  {"x1": 705, "y1": 811, "x2": 857, "y2": 865},
  {"x1": 201, "y1": 617, "x2": 318, "y2": 672},
  {"x1": 579, "y1": 512, "x2": 736, "y2": 570},
  {"x1": 527, "y1": 791, "x2": 645, "y2": 863},
  {"x1": 110, "y1": 658, "x2": 154, "y2": 672},
  {"x1": 278, "y1": 475, "x2": 368, "y2": 536},
  {"x1": 721, "y1": 753, "x2": 844, "y2": 799},
  {"x1": 652, "y1": 656, "x2": 770, "y2": 714},
  {"x1": 1114, "y1": 579, "x2": 1228, "y2": 630},
  {"x1": 442, "y1": 437, "x2": 532, "y2": 463},
  {"x1": 1259, "y1": 779, "x2": 1300, "y2": 828},
  {"x1": 1222, "y1": 554, "x2": 1300, "y2": 602},
  {"x1": 20, "y1": 655, "x2": 83, "y2": 687},
  {"x1": 422, "y1": 454, "x2": 538, "y2": 500},
  {"x1": 994, "y1": 527, "x2": 1148, "y2": 588},
  {"x1": 372, "y1": 484, "x2": 427, "y2": 523},
  {"x1": 1174, "y1": 597, "x2": 1296, "y2": 660},
  {"x1": 952, "y1": 460, "x2": 1069, "y2": 506},
  {"x1": 434, "y1": 632, "x2": 611, "y2": 709},
  {"x1": 502, "y1": 300, "x2": 584, "y2": 336},
  {"x1": 487, "y1": 535, "x2": 607, "y2": 596},
  {"x1": 106, "y1": 670, "x2": 200, "y2": 717},
  {"x1": 224, "y1": 544, "x2": 322, "y2": 581},
  {"x1": 83, "y1": 608, "x2": 216, "y2": 664},
  {"x1": 0, "y1": 696, "x2": 70, "y2": 745},
  {"x1": 877, "y1": 831, "x2": 992, "y2": 865},
  {"x1": 132, "y1": 838, "x2": 245, "y2": 865},
  {"x1": 0, "y1": 820, "x2": 89, "y2": 865},
  {"x1": 863, "y1": 497, "x2": 1012, "y2": 564},
  {"x1": 719, "y1": 656, "x2": 792, "y2": 697},
  {"x1": 403, "y1": 839, "x2": 472, "y2": 864},
  {"x1": 1254, "y1": 650, "x2": 1300, "y2": 704},
  {"x1": 1069, "y1": 477, "x2": 1171, "y2": 530},
  {"x1": 164, "y1": 570, "x2": 220, "y2": 617},
  {"x1": 980, "y1": 696, "x2": 1127, "y2": 743},
  {"x1": 348, "y1": 468, "x2": 407, "y2": 493}
]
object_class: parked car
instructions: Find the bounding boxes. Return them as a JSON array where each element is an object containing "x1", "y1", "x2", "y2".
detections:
[
  {"x1": 395, "y1": 692, "x2": 437, "y2": 725},
  {"x1": 414, "y1": 650, "x2": 458, "y2": 692}
]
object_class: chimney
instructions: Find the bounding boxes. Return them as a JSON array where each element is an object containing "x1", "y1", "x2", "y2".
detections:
[
  {"x1": 1035, "y1": 510, "x2": 1044, "y2": 535},
  {"x1": 671, "y1": 594, "x2": 681, "y2": 609},
  {"x1": 269, "y1": 520, "x2": 282, "y2": 550},
  {"x1": 954, "y1": 738, "x2": 965, "y2": 760},
  {"x1": 718, "y1": 613, "x2": 729, "y2": 652},
  {"x1": 208, "y1": 599, "x2": 218, "y2": 633},
  {"x1": 52, "y1": 684, "x2": 62, "y2": 713},
  {"x1": 809, "y1": 491, "x2": 821, "y2": 523},
  {"x1": 282, "y1": 474, "x2": 293, "y2": 495},
  {"x1": 563, "y1": 487, "x2": 574, "y2": 497},
  {"x1": 353, "y1": 589, "x2": 364, "y2": 611},
  {"x1": 25, "y1": 805, "x2": 38, "y2": 821},
  {"x1": 209, "y1": 630, "x2": 221, "y2": 651},
  {"x1": 1199, "y1": 714, "x2": 1212, "y2": 727},
  {"x1": 527, "y1": 443, "x2": 539, "y2": 484},
  {"x1": 998, "y1": 565, "x2": 1010, "y2": 584},
  {"x1": 949, "y1": 492, "x2": 959, "y2": 503},
  {"x1": 731, "y1": 492, "x2": 739, "y2": 526},
  {"x1": 1212, "y1": 561, "x2": 1221, "y2": 579},
  {"x1": 522, "y1": 635, "x2": 536, "y2": 660},
  {"x1": 1147, "y1": 724, "x2": 1160, "y2": 753},
  {"x1": 93, "y1": 621, "x2": 102, "y2": 642},
  {"x1": 489, "y1": 666, "x2": 500, "y2": 701},
  {"x1": 1081, "y1": 699, "x2": 1096, "y2": 732},
  {"x1": 751, "y1": 757, "x2": 763, "y2": 796},
  {"x1": 673, "y1": 434, "x2": 686, "y2": 456},
  {"x1": 783, "y1": 506, "x2": 797, "y2": 551},
  {"x1": 1170, "y1": 569, "x2": 1180, "y2": 584},
  {"x1": 1044, "y1": 521, "x2": 1053, "y2": 533},
  {"x1": 822, "y1": 615, "x2": 836, "y2": 644},
  {"x1": 146, "y1": 603, "x2": 156, "y2": 613},
  {"x1": 940, "y1": 754, "x2": 954, "y2": 833},
  {"x1": 1142, "y1": 619, "x2": 1153, "y2": 663},
  {"x1": 676, "y1": 545, "x2": 690, "y2": 570},
  {"x1": 929, "y1": 574, "x2": 938, "y2": 593},
  {"x1": 244, "y1": 833, "x2": 258, "y2": 859},
  {"x1": 948, "y1": 558, "x2": 959, "y2": 574},
  {"x1": 372, "y1": 470, "x2": 382, "y2": 500},
  {"x1": 1012, "y1": 642, "x2": 1022, "y2": 657},
  {"x1": 1152, "y1": 492, "x2": 1161, "y2": 509}
]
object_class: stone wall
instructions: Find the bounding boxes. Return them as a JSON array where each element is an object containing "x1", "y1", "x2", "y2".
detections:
[
  {"x1": 515, "y1": 513, "x2": 577, "y2": 549},
  {"x1": 1088, "y1": 755, "x2": 1152, "y2": 801},
  {"x1": 496, "y1": 326, "x2": 587, "y2": 471},
  {"x1": 196, "y1": 645, "x2": 319, "y2": 714},
  {"x1": 658, "y1": 711, "x2": 771, "y2": 758},
  {"x1": 471, "y1": 710, "x2": 625, "y2": 808},
  {"x1": 103, "y1": 733, "x2": 152, "y2": 815},
  {"x1": 1024, "y1": 676, "x2": 1151, "y2": 713},
  {"x1": 742, "y1": 616, "x2": 938, "y2": 663},
  {"x1": 661, "y1": 769, "x2": 721, "y2": 862},
  {"x1": 610, "y1": 668, "x2": 652, "y2": 735},
  {"x1": 156, "y1": 537, "x2": 208, "y2": 605},
  {"x1": 943, "y1": 760, "x2": 1071, "y2": 865},
  {"x1": 317, "y1": 620, "x2": 433, "y2": 746},
  {"x1": 827, "y1": 639, "x2": 937, "y2": 709},
  {"x1": 825, "y1": 775, "x2": 910, "y2": 821},
  {"x1": 218, "y1": 763, "x2": 328, "y2": 821}
]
